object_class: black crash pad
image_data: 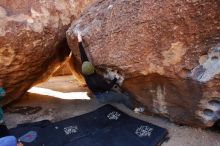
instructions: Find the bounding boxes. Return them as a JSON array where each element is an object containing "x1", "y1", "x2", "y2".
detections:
[{"x1": 10, "y1": 105, "x2": 168, "y2": 146}]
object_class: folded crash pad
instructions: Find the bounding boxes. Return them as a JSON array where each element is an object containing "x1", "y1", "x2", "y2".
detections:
[{"x1": 10, "y1": 105, "x2": 168, "y2": 146}]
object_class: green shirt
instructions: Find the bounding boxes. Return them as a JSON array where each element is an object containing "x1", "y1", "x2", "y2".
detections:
[
  {"x1": 0, "y1": 87, "x2": 5, "y2": 122},
  {"x1": 0, "y1": 87, "x2": 5, "y2": 100}
]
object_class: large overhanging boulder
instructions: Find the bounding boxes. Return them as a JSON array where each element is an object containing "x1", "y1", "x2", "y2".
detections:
[
  {"x1": 67, "y1": 0, "x2": 220, "y2": 127},
  {"x1": 0, "y1": 0, "x2": 95, "y2": 105}
]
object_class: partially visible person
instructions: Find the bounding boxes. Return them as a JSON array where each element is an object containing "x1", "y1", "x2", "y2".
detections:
[
  {"x1": 0, "y1": 81, "x2": 5, "y2": 98},
  {"x1": 0, "y1": 82, "x2": 23, "y2": 146},
  {"x1": 0, "y1": 82, "x2": 10, "y2": 137}
]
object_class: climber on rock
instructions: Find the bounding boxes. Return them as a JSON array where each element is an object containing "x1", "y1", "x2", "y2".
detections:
[
  {"x1": 0, "y1": 82, "x2": 23, "y2": 146},
  {"x1": 76, "y1": 32, "x2": 133, "y2": 109}
]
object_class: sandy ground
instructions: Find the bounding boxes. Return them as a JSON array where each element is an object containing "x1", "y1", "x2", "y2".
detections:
[{"x1": 4, "y1": 76, "x2": 220, "y2": 146}]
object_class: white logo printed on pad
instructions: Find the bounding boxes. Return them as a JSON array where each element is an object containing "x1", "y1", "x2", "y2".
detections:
[
  {"x1": 107, "y1": 111, "x2": 121, "y2": 120},
  {"x1": 64, "y1": 126, "x2": 78, "y2": 135},
  {"x1": 135, "y1": 126, "x2": 154, "y2": 137}
]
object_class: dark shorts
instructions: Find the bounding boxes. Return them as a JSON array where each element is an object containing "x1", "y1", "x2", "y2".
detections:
[{"x1": 94, "y1": 91, "x2": 133, "y2": 109}]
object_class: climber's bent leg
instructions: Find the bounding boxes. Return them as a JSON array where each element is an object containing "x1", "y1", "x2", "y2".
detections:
[{"x1": 94, "y1": 91, "x2": 133, "y2": 109}]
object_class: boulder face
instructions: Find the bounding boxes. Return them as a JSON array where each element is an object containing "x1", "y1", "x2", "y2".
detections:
[
  {"x1": 67, "y1": 0, "x2": 220, "y2": 127},
  {"x1": 0, "y1": 0, "x2": 95, "y2": 105}
]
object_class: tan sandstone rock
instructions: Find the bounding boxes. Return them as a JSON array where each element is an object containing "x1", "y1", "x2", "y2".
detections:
[
  {"x1": 67, "y1": 0, "x2": 220, "y2": 127},
  {"x1": 0, "y1": 0, "x2": 94, "y2": 105},
  {"x1": 53, "y1": 63, "x2": 72, "y2": 76}
]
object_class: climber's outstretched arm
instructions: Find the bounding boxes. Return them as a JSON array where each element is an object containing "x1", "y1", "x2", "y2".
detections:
[{"x1": 78, "y1": 32, "x2": 89, "y2": 62}]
